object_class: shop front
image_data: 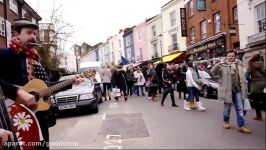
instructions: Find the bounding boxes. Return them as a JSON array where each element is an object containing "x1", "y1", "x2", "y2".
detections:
[{"x1": 187, "y1": 33, "x2": 226, "y2": 61}]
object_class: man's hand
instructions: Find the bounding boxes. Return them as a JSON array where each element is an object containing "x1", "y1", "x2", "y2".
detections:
[
  {"x1": 16, "y1": 89, "x2": 37, "y2": 111},
  {"x1": 0, "y1": 129, "x2": 14, "y2": 147},
  {"x1": 73, "y1": 75, "x2": 84, "y2": 85}
]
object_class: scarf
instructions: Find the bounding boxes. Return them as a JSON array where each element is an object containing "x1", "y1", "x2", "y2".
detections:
[
  {"x1": 226, "y1": 60, "x2": 237, "y2": 74},
  {"x1": 9, "y1": 39, "x2": 40, "y2": 62}
]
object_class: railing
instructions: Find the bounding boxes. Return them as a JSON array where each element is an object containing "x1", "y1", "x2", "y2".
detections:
[{"x1": 247, "y1": 31, "x2": 266, "y2": 45}]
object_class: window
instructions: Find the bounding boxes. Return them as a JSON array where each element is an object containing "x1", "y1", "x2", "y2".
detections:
[
  {"x1": 0, "y1": 17, "x2": 5, "y2": 37},
  {"x1": 139, "y1": 48, "x2": 143, "y2": 60},
  {"x1": 171, "y1": 33, "x2": 178, "y2": 50},
  {"x1": 112, "y1": 42, "x2": 114, "y2": 50},
  {"x1": 39, "y1": 30, "x2": 44, "y2": 41},
  {"x1": 138, "y1": 31, "x2": 141, "y2": 41},
  {"x1": 126, "y1": 36, "x2": 131, "y2": 46},
  {"x1": 196, "y1": 0, "x2": 206, "y2": 11},
  {"x1": 152, "y1": 25, "x2": 156, "y2": 37},
  {"x1": 153, "y1": 43, "x2": 157, "y2": 53},
  {"x1": 126, "y1": 47, "x2": 131, "y2": 60},
  {"x1": 22, "y1": 9, "x2": 27, "y2": 18},
  {"x1": 200, "y1": 20, "x2": 207, "y2": 39},
  {"x1": 233, "y1": 6, "x2": 238, "y2": 22},
  {"x1": 189, "y1": 0, "x2": 194, "y2": 16},
  {"x1": 170, "y1": 11, "x2": 176, "y2": 27},
  {"x1": 190, "y1": 27, "x2": 195, "y2": 43},
  {"x1": 9, "y1": 0, "x2": 18, "y2": 14},
  {"x1": 214, "y1": 12, "x2": 221, "y2": 33},
  {"x1": 255, "y1": 2, "x2": 266, "y2": 33}
]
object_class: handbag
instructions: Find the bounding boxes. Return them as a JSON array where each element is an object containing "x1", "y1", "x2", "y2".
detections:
[
  {"x1": 244, "y1": 99, "x2": 251, "y2": 110},
  {"x1": 115, "y1": 88, "x2": 121, "y2": 97}
]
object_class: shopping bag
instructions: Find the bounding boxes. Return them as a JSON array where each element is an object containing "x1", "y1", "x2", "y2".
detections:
[
  {"x1": 244, "y1": 99, "x2": 251, "y2": 110},
  {"x1": 115, "y1": 88, "x2": 121, "y2": 97}
]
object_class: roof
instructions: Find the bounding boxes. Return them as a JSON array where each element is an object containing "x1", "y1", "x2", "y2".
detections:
[{"x1": 23, "y1": 1, "x2": 42, "y2": 21}]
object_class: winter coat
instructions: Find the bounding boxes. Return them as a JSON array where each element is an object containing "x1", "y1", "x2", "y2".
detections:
[
  {"x1": 101, "y1": 68, "x2": 112, "y2": 83},
  {"x1": 246, "y1": 61, "x2": 265, "y2": 93},
  {"x1": 113, "y1": 69, "x2": 127, "y2": 89},
  {"x1": 134, "y1": 71, "x2": 145, "y2": 86},
  {"x1": 210, "y1": 58, "x2": 248, "y2": 103},
  {"x1": 162, "y1": 68, "x2": 174, "y2": 89}
]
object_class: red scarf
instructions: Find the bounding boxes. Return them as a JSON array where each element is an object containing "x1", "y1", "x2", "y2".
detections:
[{"x1": 9, "y1": 39, "x2": 40, "y2": 62}]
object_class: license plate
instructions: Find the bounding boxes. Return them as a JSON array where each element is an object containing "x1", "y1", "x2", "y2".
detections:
[{"x1": 58, "y1": 104, "x2": 76, "y2": 110}]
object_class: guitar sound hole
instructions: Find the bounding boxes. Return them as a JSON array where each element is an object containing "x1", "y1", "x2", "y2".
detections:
[{"x1": 29, "y1": 91, "x2": 40, "y2": 102}]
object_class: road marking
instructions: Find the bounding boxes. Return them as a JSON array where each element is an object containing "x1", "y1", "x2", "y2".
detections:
[
  {"x1": 109, "y1": 102, "x2": 119, "y2": 108},
  {"x1": 103, "y1": 135, "x2": 122, "y2": 149},
  {"x1": 102, "y1": 113, "x2": 106, "y2": 120}
]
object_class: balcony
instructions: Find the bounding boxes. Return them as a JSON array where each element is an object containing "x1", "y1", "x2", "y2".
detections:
[
  {"x1": 168, "y1": 43, "x2": 179, "y2": 52},
  {"x1": 247, "y1": 31, "x2": 266, "y2": 47}
]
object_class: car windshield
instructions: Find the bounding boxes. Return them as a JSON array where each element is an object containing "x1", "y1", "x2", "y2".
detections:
[
  {"x1": 198, "y1": 70, "x2": 212, "y2": 79},
  {"x1": 59, "y1": 75, "x2": 93, "y2": 87}
]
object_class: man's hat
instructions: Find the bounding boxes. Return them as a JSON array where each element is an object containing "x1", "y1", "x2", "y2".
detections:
[{"x1": 11, "y1": 19, "x2": 39, "y2": 30}]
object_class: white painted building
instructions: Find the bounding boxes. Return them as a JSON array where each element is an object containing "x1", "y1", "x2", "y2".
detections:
[
  {"x1": 238, "y1": 0, "x2": 266, "y2": 68},
  {"x1": 146, "y1": 14, "x2": 163, "y2": 60},
  {"x1": 161, "y1": 0, "x2": 189, "y2": 55},
  {"x1": 59, "y1": 52, "x2": 77, "y2": 73},
  {"x1": 98, "y1": 42, "x2": 110, "y2": 66}
]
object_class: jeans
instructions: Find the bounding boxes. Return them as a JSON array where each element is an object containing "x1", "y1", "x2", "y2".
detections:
[
  {"x1": 186, "y1": 87, "x2": 199, "y2": 102},
  {"x1": 135, "y1": 85, "x2": 145, "y2": 96},
  {"x1": 223, "y1": 92, "x2": 245, "y2": 128}
]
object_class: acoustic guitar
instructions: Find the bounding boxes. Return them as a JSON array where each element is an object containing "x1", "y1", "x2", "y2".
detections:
[{"x1": 16, "y1": 75, "x2": 83, "y2": 112}]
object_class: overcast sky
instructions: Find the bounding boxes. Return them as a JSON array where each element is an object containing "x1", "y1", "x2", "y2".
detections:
[{"x1": 25, "y1": 0, "x2": 168, "y2": 51}]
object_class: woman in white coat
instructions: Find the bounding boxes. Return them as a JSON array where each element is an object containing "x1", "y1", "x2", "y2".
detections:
[{"x1": 134, "y1": 66, "x2": 146, "y2": 96}]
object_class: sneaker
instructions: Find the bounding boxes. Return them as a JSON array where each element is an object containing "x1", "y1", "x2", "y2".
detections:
[
  {"x1": 148, "y1": 97, "x2": 151, "y2": 100},
  {"x1": 223, "y1": 123, "x2": 230, "y2": 129},
  {"x1": 238, "y1": 127, "x2": 251, "y2": 134}
]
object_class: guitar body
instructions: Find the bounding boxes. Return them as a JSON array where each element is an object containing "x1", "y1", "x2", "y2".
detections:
[{"x1": 17, "y1": 79, "x2": 50, "y2": 112}]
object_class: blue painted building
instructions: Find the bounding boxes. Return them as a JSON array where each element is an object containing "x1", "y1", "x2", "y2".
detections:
[{"x1": 123, "y1": 27, "x2": 135, "y2": 63}]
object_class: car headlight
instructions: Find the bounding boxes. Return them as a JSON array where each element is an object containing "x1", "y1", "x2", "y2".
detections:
[
  {"x1": 210, "y1": 83, "x2": 218, "y2": 89},
  {"x1": 79, "y1": 94, "x2": 94, "y2": 100}
]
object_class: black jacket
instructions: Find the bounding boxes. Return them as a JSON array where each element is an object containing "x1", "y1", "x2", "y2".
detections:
[
  {"x1": 0, "y1": 79, "x2": 18, "y2": 100},
  {"x1": 162, "y1": 68, "x2": 174, "y2": 88}
]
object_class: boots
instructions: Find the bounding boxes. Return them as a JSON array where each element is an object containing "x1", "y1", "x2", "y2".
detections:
[
  {"x1": 196, "y1": 102, "x2": 206, "y2": 111},
  {"x1": 189, "y1": 101, "x2": 196, "y2": 109},
  {"x1": 183, "y1": 100, "x2": 191, "y2": 111}
]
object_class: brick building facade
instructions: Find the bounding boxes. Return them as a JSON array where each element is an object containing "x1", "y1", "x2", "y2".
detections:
[{"x1": 184, "y1": 0, "x2": 239, "y2": 60}]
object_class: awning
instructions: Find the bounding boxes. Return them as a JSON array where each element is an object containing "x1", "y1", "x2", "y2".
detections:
[{"x1": 154, "y1": 52, "x2": 183, "y2": 64}]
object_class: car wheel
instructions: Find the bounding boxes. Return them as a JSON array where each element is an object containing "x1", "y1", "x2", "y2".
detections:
[{"x1": 202, "y1": 85, "x2": 209, "y2": 98}]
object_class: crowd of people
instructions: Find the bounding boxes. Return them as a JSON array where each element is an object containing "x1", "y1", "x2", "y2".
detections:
[{"x1": 0, "y1": 19, "x2": 265, "y2": 149}]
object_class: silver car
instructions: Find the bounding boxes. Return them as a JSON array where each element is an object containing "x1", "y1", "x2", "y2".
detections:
[{"x1": 51, "y1": 75, "x2": 101, "y2": 113}]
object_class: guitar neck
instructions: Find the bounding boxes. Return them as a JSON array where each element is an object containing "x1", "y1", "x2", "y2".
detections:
[{"x1": 40, "y1": 78, "x2": 76, "y2": 97}]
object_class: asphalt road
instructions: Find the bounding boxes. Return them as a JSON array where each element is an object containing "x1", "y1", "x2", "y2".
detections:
[{"x1": 49, "y1": 94, "x2": 265, "y2": 149}]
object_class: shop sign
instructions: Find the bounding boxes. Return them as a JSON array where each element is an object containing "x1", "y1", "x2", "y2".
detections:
[{"x1": 180, "y1": 8, "x2": 187, "y2": 37}]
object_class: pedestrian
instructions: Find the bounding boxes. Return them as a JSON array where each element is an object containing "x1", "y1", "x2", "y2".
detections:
[
  {"x1": 155, "y1": 60, "x2": 164, "y2": 97},
  {"x1": 113, "y1": 64, "x2": 128, "y2": 101},
  {"x1": 184, "y1": 61, "x2": 206, "y2": 111},
  {"x1": 0, "y1": 19, "x2": 82, "y2": 149},
  {"x1": 126, "y1": 66, "x2": 134, "y2": 96},
  {"x1": 101, "y1": 65, "x2": 112, "y2": 101},
  {"x1": 211, "y1": 50, "x2": 251, "y2": 134},
  {"x1": 246, "y1": 53, "x2": 265, "y2": 121},
  {"x1": 146, "y1": 63, "x2": 158, "y2": 101},
  {"x1": 176, "y1": 63, "x2": 187, "y2": 99},
  {"x1": 161, "y1": 63, "x2": 178, "y2": 107},
  {"x1": 134, "y1": 66, "x2": 146, "y2": 96}
]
